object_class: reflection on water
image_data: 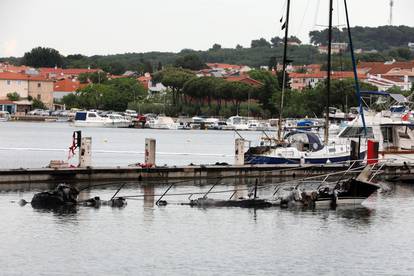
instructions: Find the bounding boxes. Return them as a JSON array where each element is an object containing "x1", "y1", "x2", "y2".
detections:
[
  {"x1": 1, "y1": 182, "x2": 414, "y2": 275},
  {"x1": 33, "y1": 205, "x2": 78, "y2": 216}
]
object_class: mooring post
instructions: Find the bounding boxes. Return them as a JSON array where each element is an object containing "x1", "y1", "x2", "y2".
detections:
[
  {"x1": 79, "y1": 137, "x2": 92, "y2": 167},
  {"x1": 145, "y1": 138, "x2": 156, "y2": 166},
  {"x1": 235, "y1": 138, "x2": 245, "y2": 165}
]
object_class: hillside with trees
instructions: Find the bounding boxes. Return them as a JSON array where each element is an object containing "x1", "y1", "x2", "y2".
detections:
[
  {"x1": 1, "y1": 26, "x2": 412, "y2": 75},
  {"x1": 310, "y1": 25, "x2": 414, "y2": 51}
]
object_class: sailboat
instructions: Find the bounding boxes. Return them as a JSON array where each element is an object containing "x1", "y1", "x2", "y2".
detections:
[{"x1": 245, "y1": 0, "x2": 366, "y2": 165}]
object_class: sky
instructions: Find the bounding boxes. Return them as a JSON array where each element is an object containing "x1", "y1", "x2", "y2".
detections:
[{"x1": 0, "y1": 0, "x2": 413, "y2": 57}]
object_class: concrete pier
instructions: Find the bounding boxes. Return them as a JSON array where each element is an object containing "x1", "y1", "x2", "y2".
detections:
[
  {"x1": 0, "y1": 164, "x2": 350, "y2": 186},
  {"x1": 0, "y1": 162, "x2": 411, "y2": 188}
]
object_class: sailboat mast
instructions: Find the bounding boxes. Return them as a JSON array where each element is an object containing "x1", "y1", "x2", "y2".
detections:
[
  {"x1": 278, "y1": 0, "x2": 291, "y2": 141},
  {"x1": 344, "y1": 0, "x2": 367, "y2": 136},
  {"x1": 324, "y1": 0, "x2": 333, "y2": 144}
]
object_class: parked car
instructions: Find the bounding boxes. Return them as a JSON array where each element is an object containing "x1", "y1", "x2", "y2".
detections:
[{"x1": 27, "y1": 109, "x2": 43, "y2": 116}]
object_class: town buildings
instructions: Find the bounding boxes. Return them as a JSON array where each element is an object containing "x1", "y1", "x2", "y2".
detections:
[
  {"x1": 358, "y1": 60, "x2": 414, "y2": 91},
  {"x1": 53, "y1": 79, "x2": 82, "y2": 101},
  {"x1": 289, "y1": 71, "x2": 367, "y2": 90}
]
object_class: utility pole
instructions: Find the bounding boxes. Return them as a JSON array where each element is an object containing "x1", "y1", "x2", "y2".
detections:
[{"x1": 389, "y1": 0, "x2": 394, "y2": 26}]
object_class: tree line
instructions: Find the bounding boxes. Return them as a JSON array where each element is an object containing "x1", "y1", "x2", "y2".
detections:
[
  {"x1": 1, "y1": 26, "x2": 412, "y2": 75},
  {"x1": 61, "y1": 66, "x2": 386, "y2": 119}
]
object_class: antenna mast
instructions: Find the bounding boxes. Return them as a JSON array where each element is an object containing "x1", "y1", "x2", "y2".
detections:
[{"x1": 389, "y1": 0, "x2": 394, "y2": 25}]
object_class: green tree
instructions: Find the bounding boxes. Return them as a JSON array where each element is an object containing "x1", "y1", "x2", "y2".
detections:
[
  {"x1": 251, "y1": 38, "x2": 271, "y2": 48},
  {"x1": 270, "y1": 36, "x2": 283, "y2": 47},
  {"x1": 153, "y1": 67, "x2": 196, "y2": 105},
  {"x1": 71, "y1": 78, "x2": 145, "y2": 111},
  {"x1": 174, "y1": 54, "x2": 206, "y2": 70},
  {"x1": 211, "y1": 44, "x2": 222, "y2": 51},
  {"x1": 78, "y1": 72, "x2": 108, "y2": 84},
  {"x1": 21, "y1": 47, "x2": 64, "y2": 68},
  {"x1": 61, "y1": 93, "x2": 79, "y2": 109},
  {"x1": 248, "y1": 69, "x2": 279, "y2": 114},
  {"x1": 6, "y1": 92, "x2": 20, "y2": 101},
  {"x1": 32, "y1": 98, "x2": 47, "y2": 109}
]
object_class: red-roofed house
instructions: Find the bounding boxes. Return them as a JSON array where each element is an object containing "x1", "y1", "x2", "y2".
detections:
[
  {"x1": 0, "y1": 72, "x2": 31, "y2": 99},
  {"x1": 39, "y1": 67, "x2": 101, "y2": 79},
  {"x1": 289, "y1": 71, "x2": 367, "y2": 90},
  {"x1": 28, "y1": 75, "x2": 54, "y2": 109},
  {"x1": 53, "y1": 79, "x2": 82, "y2": 101},
  {"x1": 207, "y1": 63, "x2": 251, "y2": 73},
  {"x1": 0, "y1": 72, "x2": 54, "y2": 109},
  {"x1": 0, "y1": 63, "x2": 31, "y2": 74},
  {"x1": 137, "y1": 74, "x2": 151, "y2": 90},
  {"x1": 358, "y1": 61, "x2": 414, "y2": 91}
]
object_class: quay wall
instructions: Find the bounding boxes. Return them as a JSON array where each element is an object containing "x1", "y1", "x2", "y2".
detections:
[
  {"x1": 0, "y1": 164, "x2": 411, "y2": 189},
  {"x1": 0, "y1": 164, "x2": 349, "y2": 185}
]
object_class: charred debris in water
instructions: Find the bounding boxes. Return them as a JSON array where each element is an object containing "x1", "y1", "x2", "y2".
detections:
[{"x1": 17, "y1": 163, "x2": 384, "y2": 211}]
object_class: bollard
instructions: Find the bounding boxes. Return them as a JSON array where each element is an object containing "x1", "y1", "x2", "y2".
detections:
[
  {"x1": 145, "y1": 138, "x2": 156, "y2": 166},
  {"x1": 79, "y1": 137, "x2": 92, "y2": 167},
  {"x1": 234, "y1": 138, "x2": 245, "y2": 165}
]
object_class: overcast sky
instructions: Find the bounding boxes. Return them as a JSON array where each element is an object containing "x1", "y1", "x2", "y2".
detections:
[{"x1": 0, "y1": 0, "x2": 413, "y2": 57}]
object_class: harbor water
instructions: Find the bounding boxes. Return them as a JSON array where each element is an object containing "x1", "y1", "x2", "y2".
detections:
[
  {"x1": 1, "y1": 122, "x2": 414, "y2": 275},
  {"x1": 0, "y1": 121, "x2": 263, "y2": 168}
]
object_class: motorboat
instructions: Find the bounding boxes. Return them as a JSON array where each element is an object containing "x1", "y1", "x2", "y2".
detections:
[
  {"x1": 0, "y1": 111, "x2": 11, "y2": 122},
  {"x1": 106, "y1": 114, "x2": 132, "y2": 128},
  {"x1": 74, "y1": 111, "x2": 131, "y2": 128},
  {"x1": 336, "y1": 110, "x2": 414, "y2": 164},
  {"x1": 224, "y1": 116, "x2": 249, "y2": 131},
  {"x1": 146, "y1": 116, "x2": 178, "y2": 130},
  {"x1": 245, "y1": 130, "x2": 362, "y2": 165}
]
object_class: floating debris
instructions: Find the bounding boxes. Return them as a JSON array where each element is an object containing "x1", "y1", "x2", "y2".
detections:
[{"x1": 31, "y1": 184, "x2": 78, "y2": 209}]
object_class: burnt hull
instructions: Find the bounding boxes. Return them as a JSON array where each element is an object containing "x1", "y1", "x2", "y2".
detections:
[
  {"x1": 317, "y1": 178, "x2": 379, "y2": 207},
  {"x1": 188, "y1": 198, "x2": 272, "y2": 209}
]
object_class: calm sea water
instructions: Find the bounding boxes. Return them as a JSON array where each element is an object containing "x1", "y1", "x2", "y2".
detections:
[
  {"x1": 0, "y1": 121, "x2": 262, "y2": 168},
  {"x1": 1, "y1": 122, "x2": 414, "y2": 275}
]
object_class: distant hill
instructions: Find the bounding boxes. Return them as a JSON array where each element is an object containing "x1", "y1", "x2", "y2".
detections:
[
  {"x1": 1, "y1": 26, "x2": 413, "y2": 74},
  {"x1": 310, "y1": 25, "x2": 414, "y2": 51}
]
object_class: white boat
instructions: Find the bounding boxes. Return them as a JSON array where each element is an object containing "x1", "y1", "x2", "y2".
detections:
[
  {"x1": 0, "y1": 111, "x2": 11, "y2": 122},
  {"x1": 74, "y1": 111, "x2": 131, "y2": 128},
  {"x1": 147, "y1": 116, "x2": 178, "y2": 130},
  {"x1": 224, "y1": 116, "x2": 249, "y2": 131},
  {"x1": 245, "y1": 131, "x2": 356, "y2": 165},
  {"x1": 336, "y1": 110, "x2": 414, "y2": 164},
  {"x1": 106, "y1": 114, "x2": 132, "y2": 128}
]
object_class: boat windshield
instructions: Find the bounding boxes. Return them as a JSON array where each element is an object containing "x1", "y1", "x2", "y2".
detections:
[
  {"x1": 339, "y1": 127, "x2": 374, "y2": 138},
  {"x1": 75, "y1": 112, "x2": 87, "y2": 121},
  {"x1": 284, "y1": 131, "x2": 324, "y2": 152}
]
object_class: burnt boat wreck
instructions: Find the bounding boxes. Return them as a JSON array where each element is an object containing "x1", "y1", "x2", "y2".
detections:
[{"x1": 30, "y1": 184, "x2": 127, "y2": 209}]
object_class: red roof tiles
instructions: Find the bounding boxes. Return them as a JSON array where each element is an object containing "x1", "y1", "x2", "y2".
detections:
[
  {"x1": 289, "y1": 71, "x2": 367, "y2": 80},
  {"x1": 0, "y1": 72, "x2": 51, "y2": 81},
  {"x1": 39, "y1": 67, "x2": 100, "y2": 78},
  {"x1": 53, "y1": 79, "x2": 81, "y2": 92},
  {"x1": 224, "y1": 76, "x2": 263, "y2": 86},
  {"x1": 358, "y1": 61, "x2": 414, "y2": 75},
  {"x1": 207, "y1": 63, "x2": 244, "y2": 70}
]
